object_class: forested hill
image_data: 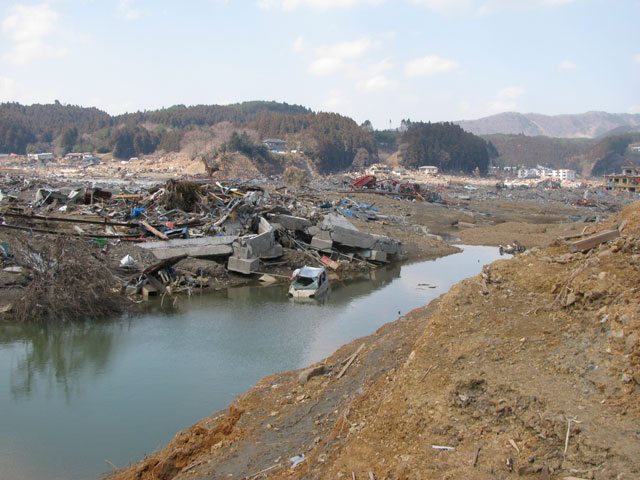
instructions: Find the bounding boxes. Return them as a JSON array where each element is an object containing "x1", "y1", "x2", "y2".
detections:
[
  {"x1": 401, "y1": 122, "x2": 490, "y2": 175},
  {"x1": 0, "y1": 101, "x2": 382, "y2": 175},
  {"x1": 116, "y1": 101, "x2": 311, "y2": 128},
  {"x1": 0, "y1": 101, "x2": 310, "y2": 154}
]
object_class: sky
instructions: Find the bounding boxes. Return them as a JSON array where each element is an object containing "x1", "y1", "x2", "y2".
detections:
[{"x1": 0, "y1": 0, "x2": 639, "y2": 129}]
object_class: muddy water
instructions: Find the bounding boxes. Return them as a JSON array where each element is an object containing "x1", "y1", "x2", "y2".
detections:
[{"x1": 0, "y1": 246, "x2": 505, "y2": 480}]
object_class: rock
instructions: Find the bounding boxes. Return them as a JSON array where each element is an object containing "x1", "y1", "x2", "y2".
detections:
[
  {"x1": 565, "y1": 292, "x2": 577, "y2": 307},
  {"x1": 610, "y1": 329, "x2": 624, "y2": 339},
  {"x1": 621, "y1": 373, "x2": 632, "y2": 384},
  {"x1": 625, "y1": 333, "x2": 638, "y2": 353},
  {"x1": 298, "y1": 365, "x2": 327, "y2": 384},
  {"x1": 555, "y1": 253, "x2": 574, "y2": 264}
]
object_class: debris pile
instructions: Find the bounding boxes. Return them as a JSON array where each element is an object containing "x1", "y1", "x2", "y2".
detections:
[
  {"x1": 0, "y1": 176, "x2": 402, "y2": 318},
  {"x1": 2, "y1": 234, "x2": 124, "y2": 322}
]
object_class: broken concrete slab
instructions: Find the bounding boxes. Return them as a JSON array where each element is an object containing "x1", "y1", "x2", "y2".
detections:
[
  {"x1": 137, "y1": 236, "x2": 236, "y2": 259},
  {"x1": 244, "y1": 231, "x2": 276, "y2": 256},
  {"x1": 258, "y1": 216, "x2": 274, "y2": 234},
  {"x1": 322, "y1": 213, "x2": 358, "y2": 231},
  {"x1": 330, "y1": 226, "x2": 376, "y2": 249},
  {"x1": 270, "y1": 214, "x2": 311, "y2": 232}
]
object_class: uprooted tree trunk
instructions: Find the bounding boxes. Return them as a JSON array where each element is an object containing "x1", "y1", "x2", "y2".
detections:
[{"x1": 13, "y1": 236, "x2": 124, "y2": 322}]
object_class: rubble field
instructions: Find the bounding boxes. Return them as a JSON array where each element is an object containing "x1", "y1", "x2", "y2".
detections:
[
  {"x1": 4, "y1": 169, "x2": 629, "y2": 322},
  {"x1": 104, "y1": 199, "x2": 640, "y2": 480}
]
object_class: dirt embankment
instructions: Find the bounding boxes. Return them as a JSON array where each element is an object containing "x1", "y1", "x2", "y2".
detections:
[{"x1": 106, "y1": 201, "x2": 640, "y2": 480}]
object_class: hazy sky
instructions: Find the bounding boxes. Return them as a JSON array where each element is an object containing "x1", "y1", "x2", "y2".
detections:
[{"x1": 1, "y1": 0, "x2": 638, "y2": 129}]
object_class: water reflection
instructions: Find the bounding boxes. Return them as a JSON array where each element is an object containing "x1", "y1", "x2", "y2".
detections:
[{"x1": 0, "y1": 321, "x2": 120, "y2": 401}]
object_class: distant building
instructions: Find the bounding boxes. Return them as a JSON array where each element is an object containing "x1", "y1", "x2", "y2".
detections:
[
  {"x1": 263, "y1": 138, "x2": 287, "y2": 153},
  {"x1": 517, "y1": 167, "x2": 538, "y2": 179},
  {"x1": 418, "y1": 165, "x2": 438, "y2": 175},
  {"x1": 550, "y1": 169, "x2": 576, "y2": 182},
  {"x1": 366, "y1": 163, "x2": 392, "y2": 176},
  {"x1": 27, "y1": 152, "x2": 55, "y2": 162},
  {"x1": 64, "y1": 152, "x2": 99, "y2": 162},
  {"x1": 603, "y1": 165, "x2": 640, "y2": 193}
]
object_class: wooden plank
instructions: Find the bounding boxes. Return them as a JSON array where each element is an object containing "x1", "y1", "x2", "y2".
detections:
[
  {"x1": 1, "y1": 212, "x2": 134, "y2": 227},
  {"x1": 320, "y1": 255, "x2": 341, "y2": 271},
  {"x1": 337, "y1": 343, "x2": 365, "y2": 379},
  {"x1": 141, "y1": 220, "x2": 169, "y2": 240},
  {"x1": 559, "y1": 231, "x2": 595, "y2": 241},
  {"x1": 112, "y1": 193, "x2": 144, "y2": 200},
  {"x1": 569, "y1": 229, "x2": 619, "y2": 252}
]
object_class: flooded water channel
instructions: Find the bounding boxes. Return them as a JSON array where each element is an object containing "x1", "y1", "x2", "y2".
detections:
[{"x1": 0, "y1": 246, "x2": 506, "y2": 480}]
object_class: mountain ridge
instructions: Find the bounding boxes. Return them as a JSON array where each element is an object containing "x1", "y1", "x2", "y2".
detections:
[{"x1": 455, "y1": 111, "x2": 640, "y2": 139}]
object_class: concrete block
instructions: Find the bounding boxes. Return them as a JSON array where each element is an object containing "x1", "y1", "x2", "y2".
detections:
[
  {"x1": 311, "y1": 236, "x2": 333, "y2": 250},
  {"x1": 142, "y1": 284, "x2": 158, "y2": 299},
  {"x1": 227, "y1": 256, "x2": 259, "y2": 274},
  {"x1": 368, "y1": 250, "x2": 388, "y2": 262},
  {"x1": 372, "y1": 236, "x2": 400, "y2": 255},
  {"x1": 232, "y1": 244, "x2": 252, "y2": 259}
]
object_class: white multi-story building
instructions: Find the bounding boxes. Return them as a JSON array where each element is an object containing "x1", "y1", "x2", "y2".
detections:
[{"x1": 550, "y1": 169, "x2": 576, "y2": 182}]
